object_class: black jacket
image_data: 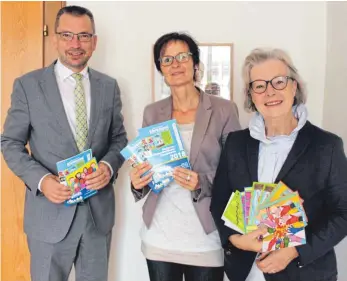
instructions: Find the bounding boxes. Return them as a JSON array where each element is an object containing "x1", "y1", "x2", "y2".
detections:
[{"x1": 210, "y1": 121, "x2": 347, "y2": 281}]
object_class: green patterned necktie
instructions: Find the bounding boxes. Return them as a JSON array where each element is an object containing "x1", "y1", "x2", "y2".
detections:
[{"x1": 72, "y1": 73, "x2": 88, "y2": 152}]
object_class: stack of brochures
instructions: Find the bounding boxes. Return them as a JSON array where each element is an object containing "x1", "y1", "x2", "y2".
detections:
[
  {"x1": 56, "y1": 149, "x2": 99, "y2": 206},
  {"x1": 222, "y1": 181, "x2": 308, "y2": 252},
  {"x1": 121, "y1": 119, "x2": 191, "y2": 194}
]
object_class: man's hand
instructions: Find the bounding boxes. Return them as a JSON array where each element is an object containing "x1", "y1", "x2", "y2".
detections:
[
  {"x1": 85, "y1": 162, "x2": 111, "y2": 190},
  {"x1": 256, "y1": 247, "x2": 299, "y2": 274},
  {"x1": 41, "y1": 174, "x2": 72, "y2": 204}
]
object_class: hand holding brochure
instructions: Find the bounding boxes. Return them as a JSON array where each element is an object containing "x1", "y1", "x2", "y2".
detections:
[
  {"x1": 121, "y1": 119, "x2": 191, "y2": 193},
  {"x1": 56, "y1": 149, "x2": 98, "y2": 206},
  {"x1": 222, "y1": 181, "x2": 308, "y2": 252}
]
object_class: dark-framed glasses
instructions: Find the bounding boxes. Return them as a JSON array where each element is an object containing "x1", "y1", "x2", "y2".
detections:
[
  {"x1": 56, "y1": 32, "x2": 94, "y2": 42},
  {"x1": 250, "y1": 76, "x2": 294, "y2": 94},
  {"x1": 159, "y1": 52, "x2": 192, "y2": 66}
]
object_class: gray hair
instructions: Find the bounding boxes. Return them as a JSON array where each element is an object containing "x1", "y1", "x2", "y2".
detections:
[{"x1": 242, "y1": 48, "x2": 307, "y2": 112}]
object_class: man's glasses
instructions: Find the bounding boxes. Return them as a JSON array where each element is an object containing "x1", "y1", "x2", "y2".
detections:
[
  {"x1": 249, "y1": 76, "x2": 294, "y2": 94},
  {"x1": 56, "y1": 32, "x2": 94, "y2": 42},
  {"x1": 159, "y1": 52, "x2": 192, "y2": 66}
]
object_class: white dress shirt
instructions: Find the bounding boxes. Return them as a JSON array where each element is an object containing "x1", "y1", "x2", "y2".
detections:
[
  {"x1": 38, "y1": 60, "x2": 112, "y2": 191},
  {"x1": 55, "y1": 59, "x2": 92, "y2": 137}
]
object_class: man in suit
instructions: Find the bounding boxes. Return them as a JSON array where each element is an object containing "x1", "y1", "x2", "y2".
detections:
[{"x1": 1, "y1": 5, "x2": 127, "y2": 281}]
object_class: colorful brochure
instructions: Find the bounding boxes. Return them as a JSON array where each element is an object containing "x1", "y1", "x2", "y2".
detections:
[
  {"x1": 222, "y1": 190, "x2": 245, "y2": 234},
  {"x1": 56, "y1": 149, "x2": 98, "y2": 206},
  {"x1": 221, "y1": 181, "x2": 308, "y2": 252},
  {"x1": 121, "y1": 119, "x2": 191, "y2": 193}
]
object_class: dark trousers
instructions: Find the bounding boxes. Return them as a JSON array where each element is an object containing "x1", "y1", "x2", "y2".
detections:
[
  {"x1": 264, "y1": 272, "x2": 338, "y2": 281},
  {"x1": 146, "y1": 259, "x2": 224, "y2": 281}
]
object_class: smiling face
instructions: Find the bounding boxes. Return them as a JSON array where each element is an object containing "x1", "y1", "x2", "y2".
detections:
[
  {"x1": 53, "y1": 13, "x2": 97, "y2": 72},
  {"x1": 250, "y1": 59, "x2": 297, "y2": 120},
  {"x1": 159, "y1": 40, "x2": 195, "y2": 88}
]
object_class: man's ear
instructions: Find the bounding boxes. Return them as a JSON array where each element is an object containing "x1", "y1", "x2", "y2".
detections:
[{"x1": 92, "y1": 35, "x2": 98, "y2": 51}]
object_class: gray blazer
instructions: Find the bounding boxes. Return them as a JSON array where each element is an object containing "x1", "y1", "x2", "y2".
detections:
[
  {"x1": 1, "y1": 61, "x2": 128, "y2": 243},
  {"x1": 132, "y1": 91, "x2": 241, "y2": 234}
]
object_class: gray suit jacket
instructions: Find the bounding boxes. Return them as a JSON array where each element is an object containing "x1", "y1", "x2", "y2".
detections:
[
  {"x1": 1, "y1": 61, "x2": 128, "y2": 243},
  {"x1": 132, "y1": 91, "x2": 241, "y2": 234}
]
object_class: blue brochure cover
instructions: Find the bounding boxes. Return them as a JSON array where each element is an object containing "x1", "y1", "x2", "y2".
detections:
[
  {"x1": 56, "y1": 149, "x2": 98, "y2": 206},
  {"x1": 64, "y1": 158, "x2": 99, "y2": 206},
  {"x1": 121, "y1": 119, "x2": 191, "y2": 193}
]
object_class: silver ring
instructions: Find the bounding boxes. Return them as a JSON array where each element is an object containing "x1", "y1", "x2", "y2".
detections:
[{"x1": 186, "y1": 174, "x2": 191, "y2": 182}]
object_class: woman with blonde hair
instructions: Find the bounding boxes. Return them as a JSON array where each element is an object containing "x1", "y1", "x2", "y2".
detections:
[{"x1": 211, "y1": 48, "x2": 347, "y2": 281}]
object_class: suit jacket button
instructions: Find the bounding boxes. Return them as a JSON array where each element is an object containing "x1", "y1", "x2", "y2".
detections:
[{"x1": 226, "y1": 250, "x2": 232, "y2": 255}]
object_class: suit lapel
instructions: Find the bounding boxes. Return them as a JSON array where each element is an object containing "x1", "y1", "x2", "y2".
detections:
[
  {"x1": 86, "y1": 69, "x2": 102, "y2": 148},
  {"x1": 190, "y1": 93, "x2": 212, "y2": 168},
  {"x1": 247, "y1": 133, "x2": 260, "y2": 183},
  {"x1": 158, "y1": 97, "x2": 172, "y2": 123},
  {"x1": 39, "y1": 62, "x2": 79, "y2": 154},
  {"x1": 275, "y1": 121, "x2": 312, "y2": 182}
]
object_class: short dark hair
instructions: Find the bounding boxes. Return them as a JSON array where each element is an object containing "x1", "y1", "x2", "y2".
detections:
[
  {"x1": 153, "y1": 32, "x2": 200, "y2": 80},
  {"x1": 55, "y1": 5, "x2": 95, "y2": 33}
]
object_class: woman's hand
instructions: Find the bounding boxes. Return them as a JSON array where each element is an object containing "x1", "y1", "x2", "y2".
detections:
[
  {"x1": 173, "y1": 167, "x2": 199, "y2": 191},
  {"x1": 229, "y1": 227, "x2": 268, "y2": 252},
  {"x1": 129, "y1": 162, "x2": 154, "y2": 190},
  {"x1": 256, "y1": 247, "x2": 299, "y2": 274}
]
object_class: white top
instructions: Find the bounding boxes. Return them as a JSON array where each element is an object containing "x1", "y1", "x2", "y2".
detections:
[{"x1": 140, "y1": 123, "x2": 223, "y2": 266}]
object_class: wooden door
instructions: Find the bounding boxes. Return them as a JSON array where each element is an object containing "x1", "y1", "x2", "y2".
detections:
[{"x1": 1, "y1": 2, "x2": 64, "y2": 280}]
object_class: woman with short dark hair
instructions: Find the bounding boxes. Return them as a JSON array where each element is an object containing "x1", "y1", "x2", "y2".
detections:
[{"x1": 129, "y1": 32, "x2": 241, "y2": 281}]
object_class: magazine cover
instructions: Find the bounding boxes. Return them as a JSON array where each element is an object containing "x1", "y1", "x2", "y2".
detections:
[
  {"x1": 56, "y1": 149, "x2": 93, "y2": 185},
  {"x1": 64, "y1": 158, "x2": 99, "y2": 206},
  {"x1": 120, "y1": 136, "x2": 145, "y2": 167},
  {"x1": 121, "y1": 119, "x2": 191, "y2": 193},
  {"x1": 56, "y1": 149, "x2": 98, "y2": 206}
]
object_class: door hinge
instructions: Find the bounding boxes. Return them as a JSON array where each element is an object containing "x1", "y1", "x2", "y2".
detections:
[{"x1": 43, "y1": 25, "x2": 48, "y2": 37}]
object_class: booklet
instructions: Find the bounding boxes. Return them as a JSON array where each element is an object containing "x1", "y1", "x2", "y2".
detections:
[
  {"x1": 121, "y1": 119, "x2": 191, "y2": 193},
  {"x1": 56, "y1": 149, "x2": 98, "y2": 206},
  {"x1": 222, "y1": 190, "x2": 245, "y2": 234},
  {"x1": 222, "y1": 181, "x2": 308, "y2": 252}
]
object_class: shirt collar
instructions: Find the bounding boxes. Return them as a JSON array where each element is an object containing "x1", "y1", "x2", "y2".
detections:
[
  {"x1": 249, "y1": 104, "x2": 308, "y2": 144},
  {"x1": 55, "y1": 59, "x2": 89, "y2": 81}
]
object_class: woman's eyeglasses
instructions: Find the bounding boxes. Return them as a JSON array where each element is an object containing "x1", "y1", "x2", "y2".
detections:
[
  {"x1": 250, "y1": 76, "x2": 294, "y2": 94},
  {"x1": 159, "y1": 52, "x2": 192, "y2": 66}
]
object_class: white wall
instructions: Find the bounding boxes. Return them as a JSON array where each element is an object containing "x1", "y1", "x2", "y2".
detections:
[
  {"x1": 323, "y1": 2, "x2": 347, "y2": 146},
  {"x1": 323, "y1": 2, "x2": 347, "y2": 281},
  {"x1": 67, "y1": 2, "x2": 329, "y2": 281}
]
